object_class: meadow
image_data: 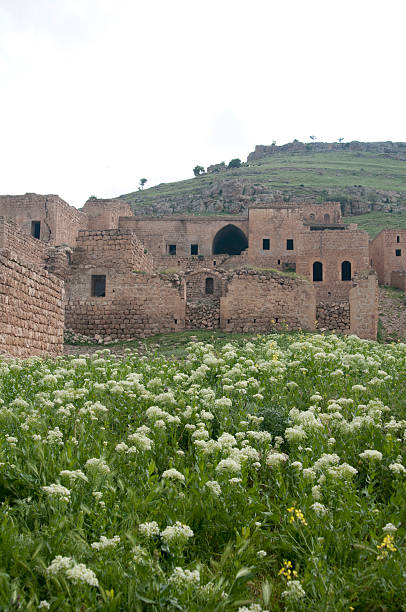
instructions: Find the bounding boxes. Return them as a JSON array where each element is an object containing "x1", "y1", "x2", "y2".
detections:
[{"x1": 1, "y1": 332, "x2": 406, "y2": 610}]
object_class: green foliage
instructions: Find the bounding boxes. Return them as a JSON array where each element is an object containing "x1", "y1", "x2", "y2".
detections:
[
  {"x1": 193, "y1": 165, "x2": 205, "y2": 177},
  {"x1": 343, "y1": 211, "x2": 406, "y2": 238},
  {"x1": 228, "y1": 158, "x2": 241, "y2": 169},
  {"x1": 139, "y1": 178, "x2": 147, "y2": 190},
  {"x1": 1, "y1": 333, "x2": 406, "y2": 609}
]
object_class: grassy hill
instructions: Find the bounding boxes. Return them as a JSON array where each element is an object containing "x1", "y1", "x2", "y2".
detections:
[{"x1": 118, "y1": 143, "x2": 406, "y2": 235}]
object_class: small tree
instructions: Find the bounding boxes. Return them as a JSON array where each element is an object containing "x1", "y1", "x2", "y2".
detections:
[
  {"x1": 139, "y1": 178, "x2": 147, "y2": 190},
  {"x1": 228, "y1": 158, "x2": 241, "y2": 169},
  {"x1": 309, "y1": 135, "x2": 317, "y2": 141},
  {"x1": 193, "y1": 165, "x2": 205, "y2": 177},
  {"x1": 338, "y1": 137, "x2": 344, "y2": 143}
]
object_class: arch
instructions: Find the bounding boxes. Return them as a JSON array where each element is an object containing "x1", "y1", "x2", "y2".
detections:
[
  {"x1": 205, "y1": 277, "x2": 214, "y2": 294},
  {"x1": 324, "y1": 213, "x2": 330, "y2": 224},
  {"x1": 341, "y1": 260, "x2": 351, "y2": 281},
  {"x1": 313, "y1": 261, "x2": 323, "y2": 282},
  {"x1": 212, "y1": 224, "x2": 248, "y2": 255}
]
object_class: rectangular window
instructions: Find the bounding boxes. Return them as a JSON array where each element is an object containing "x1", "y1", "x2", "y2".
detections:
[
  {"x1": 91, "y1": 275, "x2": 106, "y2": 297},
  {"x1": 31, "y1": 220, "x2": 41, "y2": 239},
  {"x1": 168, "y1": 244, "x2": 176, "y2": 255},
  {"x1": 286, "y1": 239, "x2": 294, "y2": 250},
  {"x1": 262, "y1": 238, "x2": 270, "y2": 250},
  {"x1": 191, "y1": 244, "x2": 198, "y2": 255},
  {"x1": 397, "y1": 236, "x2": 400, "y2": 243},
  {"x1": 396, "y1": 249, "x2": 402, "y2": 257}
]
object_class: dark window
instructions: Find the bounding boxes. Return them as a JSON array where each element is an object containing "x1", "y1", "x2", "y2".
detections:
[
  {"x1": 91, "y1": 275, "x2": 106, "y2": 297},
  {"x1": 205, "y1": 277, "x2": 214, "y2": 294},
  {"x1": 313, "y1": 261, "x2": 323, "y2": 282},
  {"x1": 278, "y1": 259, "x2": 280, "y2": 265},
  {"x1": 397, "y1": 236, "x2": 400, "y2": 243},
  {"x1": 174, "y1": 319, "x2": 178, "y2": 324},
  {"x1": 191, "y1": 244, "x2": 198, "y2": 255},
  {"x1": 396, "y1": 249, "x2": 402, "y2": 257},
  {"x1": 31, "y1": 221, "x2": 41, "y2": 239},
  {"x1": 286, "y1": 239, "x2": 294, "y2": 250},
  {"x1": 263, "y1": 238, "x2": 270, "y2": 250},
  {"x1": 341, "y1": 260, "x2": 351, "y2": 281},
  {"x1": 169, "y1": 244, "x2": 176, "y2": 255}
]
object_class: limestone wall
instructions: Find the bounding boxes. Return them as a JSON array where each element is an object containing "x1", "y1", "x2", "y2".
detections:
[
  {"x1": 0, "y1": 217, "x2": 48, "y2": 265},
  {"x1": 0, "y1": 249, "x2": 64, "y2": 358},
  {"x1": 119, "y1": 216, "x2": 249, "y2": 258},
  {"x1": 0, "y1": 194, "x2": 86, "y2": 246},
  {"x1": 370, "y1": 229, "x2": 406, "y2": 285},
  {"x1": 220, "y1": 270, "x2": 316, "y2": 333},
  {"x1": 349, "y1": 273, "x2": 378, "y2": 340},
  {"x1": 82, "y1": 199, "x2": 133, "y2": 230},
  {"x1": 65, "y1": 274, "x2": 185, "y2": 339}
]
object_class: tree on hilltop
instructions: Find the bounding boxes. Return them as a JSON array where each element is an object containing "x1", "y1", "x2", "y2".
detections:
[
  {"x1": 309, "y1": 135, "x2": 317, "y2": 141},
  {"x1": 228, "y1": 158, "x2": 241, "y2": 169},
  {"x1": 139, "y1": 178, "x2": 147, "y2": 190},
  {"x1": 193, "y1": 165, "x2": 205, "y2": 177}
]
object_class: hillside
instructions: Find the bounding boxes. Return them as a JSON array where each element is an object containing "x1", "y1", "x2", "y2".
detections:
[{"x1": 119, "y1": 141, "x2": 406, "y2": 225}]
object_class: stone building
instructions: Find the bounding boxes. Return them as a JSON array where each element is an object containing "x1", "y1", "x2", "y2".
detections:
[{"x1": 0, "y1": 193, "x2": 380, "y2": 357}]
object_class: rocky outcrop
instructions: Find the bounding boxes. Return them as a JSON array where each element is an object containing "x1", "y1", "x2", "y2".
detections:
[{"x1": 248, "y1": 140, "x2": 406, "y2": 162}]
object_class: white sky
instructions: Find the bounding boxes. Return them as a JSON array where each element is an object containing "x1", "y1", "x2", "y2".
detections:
[{"x1": 0, "y1": 0, "x2": 405, "y2": 207}]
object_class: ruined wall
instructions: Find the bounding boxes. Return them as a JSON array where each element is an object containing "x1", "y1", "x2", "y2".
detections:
[
  {"x1": 0, "y1": 249, "x2": 64, "y2": 358},
  {"x1": 390, "y1": 271, "x2": 406, "y2": 291},
  {"x1": 65, "y1": 274, "x2": 185, "y2": 339},
  {"x1": 316, "y1": 302, "x2": 350, "y2": 332},
  {"x1": 0, "y1": 194, "x2": 86, "y2": 246},
  {"x1": 295, "y1": 229, "x2": 370, "y2": 300},
  {"x1": 119, "y1": 216, "x2": 249, "y2": 258},
  {"x1": 0, "y1": 217, "x2": 49, "y2": 265},
  {"x1": 349, "y1": 272, "x2": 378, "y2": 340},
  {"x1": 370, "y1": 229, "x2": 406, "y2": 285},
  {"x1": 82, "y1": 199, "x2": 133, "y2": 230},
  {"x1": 220, "y1": 270, "x2": 316, "y2": 333}
]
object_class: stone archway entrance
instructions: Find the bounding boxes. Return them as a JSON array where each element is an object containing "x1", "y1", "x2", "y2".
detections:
[{"x1": 212, "y1": 224, "x2": 248, "y2": 255}]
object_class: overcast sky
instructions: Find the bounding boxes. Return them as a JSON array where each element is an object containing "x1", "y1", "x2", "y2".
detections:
[{"x1": 0, "y1": 0, "x2": 405, "y2": 207}]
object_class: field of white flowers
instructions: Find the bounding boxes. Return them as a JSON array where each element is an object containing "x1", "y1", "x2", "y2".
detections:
[{"x1": 1, "y1": 332, "x2": 406, "y2": 611}]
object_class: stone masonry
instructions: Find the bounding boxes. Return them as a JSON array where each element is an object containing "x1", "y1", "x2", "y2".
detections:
[{"x1": 0, "y1": 193, "x2": 387, "y2": 356}]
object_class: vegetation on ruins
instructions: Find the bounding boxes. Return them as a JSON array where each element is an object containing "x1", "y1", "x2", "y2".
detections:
[
  {"x1": 228, "y1": 159, "x2": 242, "y2": 169},
  {"x1": 1, "y1": 332, "x2": 406, "y2": 609}
]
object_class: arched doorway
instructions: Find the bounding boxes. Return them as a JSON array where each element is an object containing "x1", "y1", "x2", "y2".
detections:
[
  {"x1": 212, "y1": 224, "x2": 248, "y2": 255},
  {"x1": 341, "y1": 261, "x2": 351, "y2": 281},
  {"x1": 313, "y1": 261, "x2": 323, "y2": 282}
]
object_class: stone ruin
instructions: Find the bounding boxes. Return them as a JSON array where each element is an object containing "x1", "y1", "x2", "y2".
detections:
[{"x1": 0, "y1": 193, "x2": 390, "y2": 358}]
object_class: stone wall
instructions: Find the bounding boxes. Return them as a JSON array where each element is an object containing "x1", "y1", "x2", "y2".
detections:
[
  {"x1": 0, "y1": 217, "x2": 48, "y2": 266},
  {"x1": 0, "y1": 249, "x2": 64, "y2": 358},
  {"x1": 370, "y1": 229, "x2": 406, "y2": 285},
  {"x1": 119, "y1": 215, "x2": 249, "y2": 258},
  {"x1": 65, "y1": 274, "x2": 185, "y2": 339},
  {"x1": 0, "y1": 194, "x2": 86, "y2": 246},
  {"x1": 349, "y1": 272, "x2": 379, "y2": 340},
  {"x1": 82, "y1": 198, "x2": 133, "y2": 230},
  {"x1": 220, "y1": 270, "x2": 316, "y2": 333},
  {"x1": 316, "y1": 302, "x2": 350, "y2": 332},
  {"x1": 390, "y1": 271, "x2": 406, "y2": 291}
]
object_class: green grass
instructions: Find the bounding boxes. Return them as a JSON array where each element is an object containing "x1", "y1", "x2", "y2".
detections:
[
  {"x1": 343, "y1": 211, "x2": 406, "y2": 238},
  {"x1": 120, "y1": 151, "x2": 406, "y2": 210}
]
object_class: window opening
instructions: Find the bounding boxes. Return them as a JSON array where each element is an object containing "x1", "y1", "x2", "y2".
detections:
[
  {"x1": 324, "y1": 214, "x2": 330, "y2": 223},
  {"x1": 286, "y1": 239, "x2": 294, "y2": 250},
  {"x1": 91, "y1": 275, "x2": 106, "y2": 297},
  {"x1": 205, "y1": 277, "x2": 214, "y2": 294},
  {"x1": 278, "y1": 259, "x2": 280, "y2": 265},
  {"x1": 191, "y1": 244, "x2": 198, "y2": 255},
  {"x1": 31, "y1": 221, "x2": 41, "y2": 239},
  {"x1": 313, "y1": 261, "x2": 323, "y2": 282},
  {"x1": 169, "y1": 244, "x2": 176, "y2": 255},
  {"x1": 341, "y1": 260, "x2": 351, "y2": 281},
  {"x1": 397, "y1": 236, "x2": 400, "y2": 243},
  {"x1": 396, "y1": 249, "x2": 402, "y2": 257},
  {"x1": 263, "y1": 238, "x2": 270, "y2": 250}
]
